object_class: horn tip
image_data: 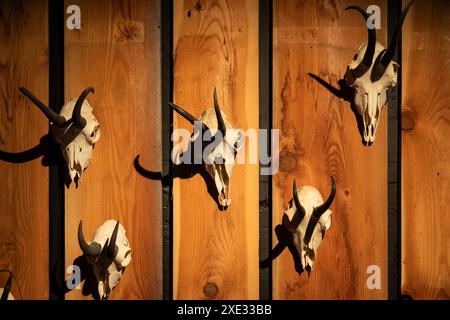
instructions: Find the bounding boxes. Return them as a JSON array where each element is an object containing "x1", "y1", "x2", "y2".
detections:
[
  {"x1": 82, "y1": 87, "x2": 95, "y2": 96},
  {"x1": 77, "y1": 221, "x2": 84, "y2": 239},
  {"x1": 168, "y1": 102, "x2": 179, "y2": 111},
  {"x1": 404, "y1": 0, "x2": 415, "y2": 12},
  {"x1": 18, "y1": 87, "x2": 30, "y2": 95}
]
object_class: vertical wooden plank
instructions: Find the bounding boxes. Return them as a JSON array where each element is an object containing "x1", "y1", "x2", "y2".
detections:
[
  {"x1": 273, "y1": 0, "x2": 388, "y2": 299},
  {"x1": 64, "y1": 0, "x2": 162, "y2": 299},
  {"x1": 0, "y1": 0, "x2": 49, "y2": 299},
  {"x1": 173, "y1": 0, "x2": 259, "y2": 299},
  {"x1": 259, "y1": 0, "x2": 273, "y2": 301},
  {"x1": 401, "y1": 0, "x2": 450, "y2": 300}
]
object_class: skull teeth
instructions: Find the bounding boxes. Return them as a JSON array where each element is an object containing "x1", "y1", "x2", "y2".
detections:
[
  {"x1": 218, "y1": 187, "x2": 230, "y2": 207},
  {"x1": 363, "y1": 118, "x2": 378, "y2": 143}
]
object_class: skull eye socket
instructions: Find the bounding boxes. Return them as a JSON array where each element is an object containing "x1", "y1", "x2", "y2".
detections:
[{"x1": 90, "y1": 125, "x2": 100, "y2": 138}]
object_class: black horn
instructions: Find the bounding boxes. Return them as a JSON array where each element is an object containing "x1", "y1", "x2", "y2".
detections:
[
  {"x1": 169, "y1": 102, "x2": 198, "y2": 125},
  {"x1": 213, "y1": 87, "x2": 227, "y2": 137},
  {"x1": 78, "y1": 221, "x2": 102, "y2": 257},
  {"x1": 72, "y1": 87, "x2": 94, "y2": 129},
  {"x1": 106, "y1": 221, "x2": 120, "y2": 259},
  {"x1": 169, "y1": 102, "x2": 209, "y2": 132},
  {"x1": 0, "y1": 272, "x2": 12, "y2": 300},
  {"x1": 371, "y1": 0, "x2": 415, "y2": 82},
  {"x1": 312, "y1": 176, "x2": 336, "y2": 217},
  {"x1": 283, "y1": 179, "x2": 306, "y2": 232},
  {"x1": 345, "y1": 5, "x2": 377, "y2": 82},
  {"x1": 19, "y1": 87, "x2": 67, "y2": 127},
  {"x1": 303, "y1": 177, "x2": 336, "y2": 246}
]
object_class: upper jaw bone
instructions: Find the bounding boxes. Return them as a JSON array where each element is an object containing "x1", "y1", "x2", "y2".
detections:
[{"x1": 218, "y1": 186, "x2": 230, "y2": 207}]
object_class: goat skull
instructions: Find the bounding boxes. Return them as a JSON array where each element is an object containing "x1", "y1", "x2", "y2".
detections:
[
  {"x1": 169, "y1": 88, "x2": 241, "y2": 208},
  {"x1": 282, "y1": 177, "x2": 336, "y2": 272},
  {"x1": 344, "y1": 1, "x2": 414, "y2": 144},
  {"x1": 78, "y1": 220, "x2": 131, "y2": 300},
  {"x1": 19, "y1": 87, "x2": 100, "y2": 182}
]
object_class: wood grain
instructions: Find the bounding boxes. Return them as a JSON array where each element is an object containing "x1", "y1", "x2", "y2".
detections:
[
  {"x1": 64, "y1": 0, "x2": 162, "y2": 300},
  {"x1": 401, "y1": 0, "x2": 450, "y2": 300},
  {"x1": 0, "y1": 0, "x2": 49, "y2": 299},
  {"x1": 173, "y1": 0, "x2": 259, "y2": 299},
  {"x1": 273, "y1": 0, "x2": 388, "y2": 299}
]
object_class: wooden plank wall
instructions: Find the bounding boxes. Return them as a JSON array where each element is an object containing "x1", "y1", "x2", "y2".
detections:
[
  {"x1": 64, "y1": 0, "x2": 162, "y2": 299},
  {"x1": 172, "y1": 0, "x2": 259, "y2": 299},
  {"x1": 272, "y1": 0, "x2": 388, "y2": 299},
  {"x1": 0, "y1": 0, "x2": 49, "y2": 299},
  {"x1": 1, "y1": 0, "x2": 449, "y2": 301},
  {"x1": 401, "y1": 0, "x2": 450, "y2": 300}
]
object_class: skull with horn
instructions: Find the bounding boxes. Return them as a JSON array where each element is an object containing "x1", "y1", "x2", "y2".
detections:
[
  {"x1": 281, "y1": 177, "x2": 336, "y2": 272},
  {"x1": 344, "y1": 0, "x2": 414, "y2": 144},
  {"x1": 169, "y1": 87, "x2": 242, "y2": 208},
  {"x1": 19, "y1": 87, "x2": 100, "y2": 182},
  {"x1": 0, "y1": 271, "x2": 14, "y2": 300},
  {"x1": 78, "y1": 220, "x2": 131, "y2": 300}
]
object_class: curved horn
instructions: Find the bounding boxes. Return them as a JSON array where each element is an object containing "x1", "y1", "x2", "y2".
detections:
[
  {"x1": 371, "y1": 0, "x2": 415, "y2": 82},
  {"x1": 106, "y1": 221, "x2": 119, "y2": 259},
  {"x1": 169, "y1": 102, "x2": 209, "y2": 132},
  {"x1": 303, "y1": 177, "x2": 336, "y2": 246},
  {"x1": 312, "y1": 176, "x2": 336, "y2": 217},
  {"x1": 283, "y1": 179, "x2": 306, "y2": 232},
  {"x1": 213, "y1": 87, "x2": 227, "y2": 137},
  {"x1": 169, "y1": 102, "x2": 198, "y2": 125},
  {"x1": 345, "y1": 6, "x2": 377, "y2": 82},
  {"x1": 19, "y1": 87, "x2": 67, "y2": 127},
  {"x1": 78, "y1": 221, "x2": 102, "y2": 257},
  {"x1": 72, "y1": 87, "x2": 94, "y2": 129},
  {"x1": 0, "y1": 272, "x2": 12, "y2": 300}
]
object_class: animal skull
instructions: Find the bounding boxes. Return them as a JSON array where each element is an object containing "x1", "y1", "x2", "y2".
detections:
[
  {"x1": 78, "y1": 220, "x2": 131, "y2": 300},
  {"x1": 344, "y1": 1, "x2": 414, "y2": 144},
  {"x1": 0, "y1": 272, "x2": 14, "y2": 300},
  {"x1": 282, "y1": 177, "x2": 336, "y2": 271},
  {"x1": 169, "y1": 88, "x2": 242, "y2": 208},
  {"x1": 19, "y1": 87, "x2": 100, "y2": 182}
]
